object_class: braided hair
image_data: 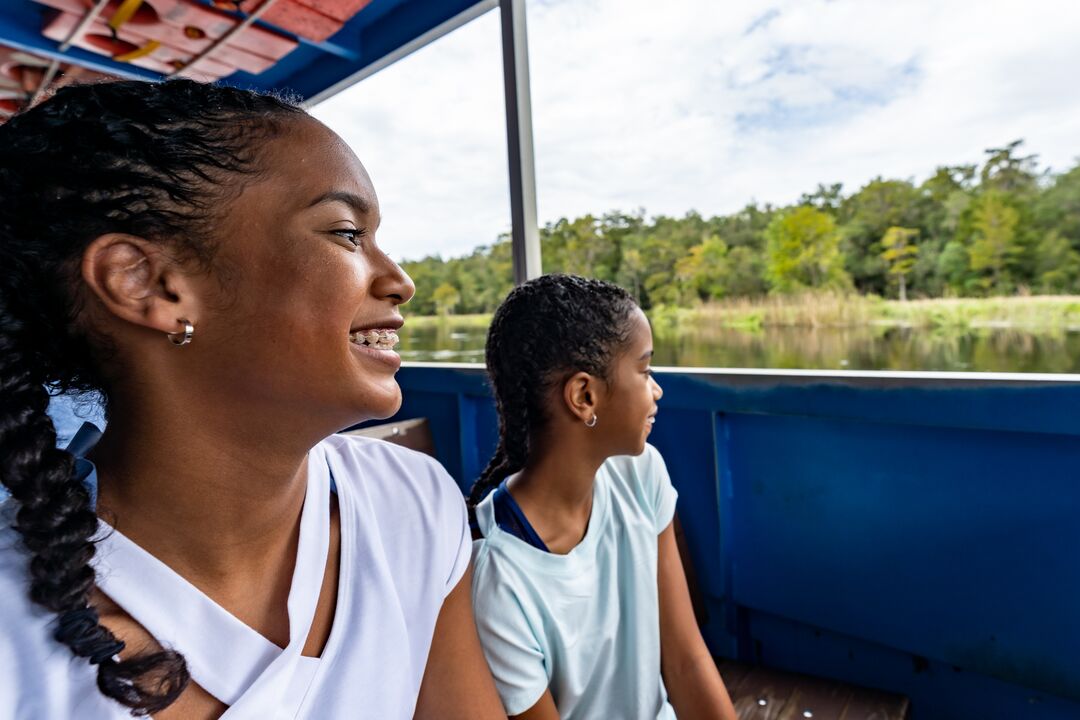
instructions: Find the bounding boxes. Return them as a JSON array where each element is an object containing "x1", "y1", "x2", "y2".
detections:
[
  {"x1": 467, "y1": 274, "x2": 639, "y2": 517},
  {"x1": 0, "y1": 79, "x2": 303, "y2": 715}
]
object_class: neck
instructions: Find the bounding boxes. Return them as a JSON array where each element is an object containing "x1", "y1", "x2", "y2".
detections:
[
  {"x1": 89, "y1": 391, "x2": 325, "y2": 587},
  {"x1": 509, "y1": 426, "x2": 606, "y2": 553}
]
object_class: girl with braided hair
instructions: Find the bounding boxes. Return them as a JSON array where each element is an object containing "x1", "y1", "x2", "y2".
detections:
[
  {"x1": 0, "y1": 79, "x2": 503, "y2": 719},
  {"x1": 468, "y1": 274, "x2": 736, "y2": 720}
]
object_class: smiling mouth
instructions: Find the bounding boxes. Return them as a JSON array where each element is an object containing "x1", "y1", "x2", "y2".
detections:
[{"x1": 349, "y1": 328, "x2": 400, "y2": 351}]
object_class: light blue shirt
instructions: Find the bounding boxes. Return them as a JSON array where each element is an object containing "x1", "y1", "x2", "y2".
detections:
[{"x1": 471, "y1": 444, "x2": 679, "y2": 719}]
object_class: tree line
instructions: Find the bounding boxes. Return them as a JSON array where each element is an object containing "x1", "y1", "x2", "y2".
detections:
[{"x1": 402, "y1": 140, "x2": 1080, "y2": 316}]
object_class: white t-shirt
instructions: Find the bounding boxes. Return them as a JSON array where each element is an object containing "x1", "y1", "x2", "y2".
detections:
[
  {"x1": 0, "y1": 434, "x2": 471, "y2": 719},
  {"x1": 471, "y1": 443, "x2": 679, "y2": 719}
]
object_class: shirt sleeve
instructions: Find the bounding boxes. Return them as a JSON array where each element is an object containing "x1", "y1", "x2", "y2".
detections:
[
  {"x1": 470, "y1": 550, "x2": 550, "y2": 715},
  {"x1": 642, "y1": 444, "x2": 678, "y2": 533}
]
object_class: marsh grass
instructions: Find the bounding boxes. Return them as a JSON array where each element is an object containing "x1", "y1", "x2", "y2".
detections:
[
  {"x1": 404, "y1": 295, "x2": 1080, "y2": 336},
  {"x1": 404, "y1": 313, "x2": 493, "y2": 329},
  {"x1": 663, "y1": 294, "x2": 1080, "y2": 334}
]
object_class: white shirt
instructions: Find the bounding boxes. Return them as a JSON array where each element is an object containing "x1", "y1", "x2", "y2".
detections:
[
  {"x1": 471, "y1": 444, "x2": 679, "y2": 719},
  {"x1": 0, "y1": 434, "x2": 471, "y2": 719}
]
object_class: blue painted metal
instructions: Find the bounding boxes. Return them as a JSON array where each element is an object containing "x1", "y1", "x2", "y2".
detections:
[
  {"x1": 0, "y1": 0, "x2": 490, "y2": 101},
  {"x1": 371, "y1": 364, "x2": 1080, "y2": 719}
]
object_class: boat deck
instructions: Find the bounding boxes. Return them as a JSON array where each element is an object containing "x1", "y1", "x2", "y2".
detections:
[{"x1": 718, "y1": 659, "x2": 909, "y2": 720}]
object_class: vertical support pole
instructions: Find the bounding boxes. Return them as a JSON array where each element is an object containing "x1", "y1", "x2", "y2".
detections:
[{"x1": 499, "y1": 0, "x2": 542, "y2": 284}]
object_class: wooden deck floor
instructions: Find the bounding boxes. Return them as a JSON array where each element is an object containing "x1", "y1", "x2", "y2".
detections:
[{"x1": 717, "y1": 659, "x2": 910, "y2": 720}]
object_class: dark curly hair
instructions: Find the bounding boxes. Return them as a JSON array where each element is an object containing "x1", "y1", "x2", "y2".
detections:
[
  {"x1": 0, "y1": 79, "x2": 303, "y2": 715},
  {"x1": 467, "y1": 274, "x2": 640, "y2": 516}
]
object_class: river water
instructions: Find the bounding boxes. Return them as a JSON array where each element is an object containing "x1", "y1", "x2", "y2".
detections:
[{"x1": 397, "y1": 320, "x2": 1080, "y2": 374}]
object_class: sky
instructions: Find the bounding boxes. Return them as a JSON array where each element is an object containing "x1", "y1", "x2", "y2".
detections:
[{"x1": 310, "y1": 0, "x2": 1080, "y2": 262}]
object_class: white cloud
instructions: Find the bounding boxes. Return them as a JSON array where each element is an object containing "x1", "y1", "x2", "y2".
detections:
[{"x1": 311, "y1": 0, "x2": 1080, "y2": 262}]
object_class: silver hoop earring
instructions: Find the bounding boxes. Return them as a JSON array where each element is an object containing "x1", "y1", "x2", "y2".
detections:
[
  {"x1": 167, "y1": 319, "x2": 194, "y2": 347},
  {"x1": 585, "y1": 414, "x2": 598, "y2": 428}
]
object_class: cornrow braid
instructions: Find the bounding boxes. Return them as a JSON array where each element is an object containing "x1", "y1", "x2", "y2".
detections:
[
  {"x1": 0, "y1": 79, "x2": 303, "y2": 715},
  {"x1": 467, "y1": 274, "x2": 639, "y2": 519}
]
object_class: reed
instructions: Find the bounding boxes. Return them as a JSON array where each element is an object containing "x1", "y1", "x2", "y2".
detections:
[
  {"x1": 404, "y1": 296, "x2": 1080, "y2": 334},
  {"x1": 665, "y1": 294, "x2": 1080, "y2": 332}
]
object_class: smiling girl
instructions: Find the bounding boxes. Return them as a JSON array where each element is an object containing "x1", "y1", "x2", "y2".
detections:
[
  {"x1": 468, "y1": 274, "x2": 736, "y2": 719},
  {"x1": 0, "y1": 80, "x2": 503, "y2": 719}
]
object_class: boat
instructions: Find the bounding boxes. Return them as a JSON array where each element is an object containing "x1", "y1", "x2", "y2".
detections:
[{"x1": 3, "y1": 1, "x2": 1079, "y2": 717}]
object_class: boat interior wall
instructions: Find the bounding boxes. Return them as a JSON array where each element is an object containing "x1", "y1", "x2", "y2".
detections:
[{"x1": 355, "y1": 364, "x2": 1080, "y2": 720}]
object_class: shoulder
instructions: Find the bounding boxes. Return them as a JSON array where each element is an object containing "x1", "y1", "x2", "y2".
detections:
[
  {"x1": 319, "y1": 434, "x2": 471, "y2": 595},
  {"x1": 470, "y1": 531, "x2": 545, "y2": 622},
  {"x1": 469, "y1": 538, "x2": 543, "y2": 635},
  {"x1": 319, "y1": 433, "x2": 453, "y2": 484},
  {"x1": 319, "y1": 433, "x2": 463, "y2": 511},
  {"x1": 600, "y1": 444, "x2": 677, "y2": 532},
  {"x1": 603, "y1": 442, "x2": 666, "y2": 477},
  {"x1": 601, "y1": 443, "x2": 670, "y2": 498},
  {"x1": 0, "y1": 504, "x2": 119, "y2": 718}
]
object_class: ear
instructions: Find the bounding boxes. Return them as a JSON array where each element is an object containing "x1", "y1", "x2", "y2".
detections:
[
  {"x1": 561, "y1": 371, "x2": 602, "y2": 424},
  {"x1": 80, "y1": 233, "x2": 199, "y2": 336}
]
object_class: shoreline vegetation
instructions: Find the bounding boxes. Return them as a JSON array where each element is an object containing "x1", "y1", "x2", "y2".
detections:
[
  {"x1": 406, "y1": 294, "x2": 1080, "y2": 335},
  {"x1": 400, "y1": 141, "x2": 1080, "y2": 330}
]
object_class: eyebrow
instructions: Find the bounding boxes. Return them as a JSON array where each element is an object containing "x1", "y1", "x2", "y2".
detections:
[
  {"x1": 639, "y1": 350, "x2": 654, "y2": 361},
  {"x1": 306, "y1": 190, "x2": 373, "y2": 215}
]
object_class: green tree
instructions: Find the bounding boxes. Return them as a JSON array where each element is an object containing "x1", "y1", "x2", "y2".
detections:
[
  {"x1": 837, "y1": 178, "x2": 926, "y2": 294},
  {"x1": 764, "y1": 206, "x2": 851, "y2": 293},
  {"x1": 674, "y1": 234, "x2": 731, "y2": 302},
  {"x1": 1034, "y1": 231, "x2": 1080, "y2": 293},
  {"x1": 937, "y1": 240, "x2": 971, "y2": 294},
  {"x1": 1034, "y1": 163, "x2": 1080, "y2": 248},
  {"x1": 725, "y1": 245, "x2": 768, "y2": 297},
  {"x1": 432, "y1": 282, "x2": 460, "y2": 316},
  {"x1": 980, "y1": 140, "x2": 1039, "y2": 196},
  {"x1": 968, "y1": 192, "x2": 1022, "y2": 293},
  {"x1": 880, "y1": 227, "x2": 920, "y2": 301}
]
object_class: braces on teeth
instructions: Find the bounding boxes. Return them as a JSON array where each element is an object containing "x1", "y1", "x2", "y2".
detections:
[{"x1": 350, "y1": 329, "x2": 400, "y2": 349}]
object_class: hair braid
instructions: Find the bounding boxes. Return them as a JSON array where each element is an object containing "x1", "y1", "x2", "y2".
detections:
[
  {"x1": 467, "y1": 274, "x2": 639, "y2": 518},
  {"x1": 0, "y1": 79, "x2": 303, "y2": 715}
]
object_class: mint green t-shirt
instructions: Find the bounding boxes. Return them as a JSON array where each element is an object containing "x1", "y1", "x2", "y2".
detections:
[{"x1": 471, "y1": 444, "x2": 679, "y2": 719}]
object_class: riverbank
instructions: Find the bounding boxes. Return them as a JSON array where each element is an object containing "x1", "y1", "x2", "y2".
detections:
[
  {"x1": 406, "y1": 295, "x2": 1080, "y2": 334},
  {"x1": 650, "y1": 294, "x2": 1080, "y2": 333}
]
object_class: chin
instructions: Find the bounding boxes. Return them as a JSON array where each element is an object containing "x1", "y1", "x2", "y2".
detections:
[{"x1": 340, "y1": 383, "x2": 402, "y2": 426}]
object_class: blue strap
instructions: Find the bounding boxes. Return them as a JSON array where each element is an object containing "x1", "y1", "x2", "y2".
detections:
[{"x1": 492, "y1": 480, "x2": 549, "y2": 553}]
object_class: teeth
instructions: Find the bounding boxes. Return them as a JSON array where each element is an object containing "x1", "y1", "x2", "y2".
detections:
[{"x1": 350, "y1": 329, "x2": 400, "y2": 350}]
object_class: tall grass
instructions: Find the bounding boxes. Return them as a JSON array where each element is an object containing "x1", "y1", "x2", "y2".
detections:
[
  {"x1": 404, "y1": 313, "x2": 493, "y2": 329},
  {"x1": 405, "y1": 295, "x2": 1080, "y2": 334},
  {"x1": 664, "y1": 294, "x2": 1080, "y2": 332}
]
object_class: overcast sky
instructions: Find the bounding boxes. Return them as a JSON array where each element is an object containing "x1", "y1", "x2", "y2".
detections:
[{"x1": 310, "y1": 0, "x2": 1080, "y2": 262}]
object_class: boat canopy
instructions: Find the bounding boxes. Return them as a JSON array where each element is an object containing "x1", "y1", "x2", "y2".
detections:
[{"x1": 1, "y1": 0, "x2": 493, "y2": 102}]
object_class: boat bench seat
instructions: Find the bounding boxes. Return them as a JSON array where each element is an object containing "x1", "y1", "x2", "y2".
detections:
[{"x1": 340, "y1": 417, "x2": 437, "y2": 456}]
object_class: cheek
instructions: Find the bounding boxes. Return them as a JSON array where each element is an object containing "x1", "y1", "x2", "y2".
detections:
[{"x1": 242, "y1": 245, "x2": 371, "y2": 335}]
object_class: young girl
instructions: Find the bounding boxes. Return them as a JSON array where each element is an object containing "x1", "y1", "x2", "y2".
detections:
[
  {"x1": 0, "y1": 80, "x2": 503, "y2": 719},
  {"x1": 468, "y1": 274, "x2": 737, "y2": 720}
]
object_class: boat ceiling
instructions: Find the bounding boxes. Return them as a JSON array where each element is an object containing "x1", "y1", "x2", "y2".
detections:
[{"x1": 0, "y1": 0, "x2": 492, "y2": 109}]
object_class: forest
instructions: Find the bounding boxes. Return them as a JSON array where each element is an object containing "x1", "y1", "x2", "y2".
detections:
[{"x1": 401, "y1": 141, "x2": 1080, "y2": 317}]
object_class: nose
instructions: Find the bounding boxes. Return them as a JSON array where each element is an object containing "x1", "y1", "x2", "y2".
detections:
[
  {"x1": 372, "y1": 249, "x2": 416, "y2": 306},
  {"x1": 651, "y1": 374, "x2": 663, "y2": 401}
]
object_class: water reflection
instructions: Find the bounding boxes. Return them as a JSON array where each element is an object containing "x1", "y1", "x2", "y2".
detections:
[{"x1": 398, "y1": 319, "x2": 1080, "y2": 373}]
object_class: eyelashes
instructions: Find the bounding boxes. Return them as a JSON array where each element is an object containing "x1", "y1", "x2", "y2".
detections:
[{"x1": 331, "y1": 227, "x2": 367, "y2": 248}]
